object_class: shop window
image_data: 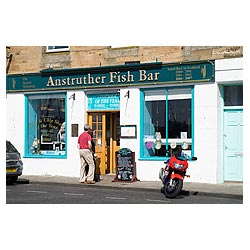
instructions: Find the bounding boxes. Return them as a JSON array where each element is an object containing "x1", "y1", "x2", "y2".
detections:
[
  {"x1": 25, "y1": 94, "x2": 66, "y2": 157},
  {"x1": 141, "y1": 88, "x2": 193, "y2": 159},
  {"x1": 167, "y1": 89, "x2": 192, "y2": 156},
  {"x1": 143, "y1": 90, "x2": 166, "y2": 157},
  {"x1": 46, "y1": 46, "x2": 69, "y2": 52},
  {"x1": 224, "y1": 85, "x2": 243, "y2": 106}
]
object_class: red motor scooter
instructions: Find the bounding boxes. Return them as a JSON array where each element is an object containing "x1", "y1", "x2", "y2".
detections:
[{"x1": 159, "y1": 151, "x2": 197, "y2": 198}]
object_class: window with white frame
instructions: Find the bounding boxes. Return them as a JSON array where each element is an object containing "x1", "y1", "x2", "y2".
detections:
[
  {"x1": 141, "y1": 87, "x2": 193, "y2": 159},
  {"x1": 46, "y1": 46, "x2": 69, "y2": 52}
]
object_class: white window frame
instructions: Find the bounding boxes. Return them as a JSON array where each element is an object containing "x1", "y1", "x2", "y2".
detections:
[
  {"x1": 168, "y1": 88, "x2": 192, "y2": 100},
  {"x1": 144, "y1": 90, "x2": 166, "y2": 101},
  {"x1": 46, "y1": 46, "x2": 69, "y2": 52}
]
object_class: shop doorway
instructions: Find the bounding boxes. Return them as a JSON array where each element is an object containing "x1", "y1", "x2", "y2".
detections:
[
  {"x1": 223, "y1": 85, "x2": 243, "y2": 182},
  {"x1": 223, "y1": 109, "x2": 243, "y2": 181},
  {"x1": 87, "y1": 112, "x2": 120, "y2": 175}
]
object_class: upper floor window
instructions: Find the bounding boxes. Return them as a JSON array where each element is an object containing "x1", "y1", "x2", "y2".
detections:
[{"x1": 46, "y1": 46, "x2": 69, "y2": 52}]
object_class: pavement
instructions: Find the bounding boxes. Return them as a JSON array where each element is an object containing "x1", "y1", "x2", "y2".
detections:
[{"x1": 18, "y1": 174, "x2": 243, "y2": 200}]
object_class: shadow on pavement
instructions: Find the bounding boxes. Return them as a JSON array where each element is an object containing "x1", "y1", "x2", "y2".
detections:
[{"x1": 6, "y1": 178, "x2": 30, "y2": 186}]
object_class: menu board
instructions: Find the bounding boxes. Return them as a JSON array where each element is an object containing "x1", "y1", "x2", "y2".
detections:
[{"x1": 114, "y1": 148, "x2": 137, "y2": 182}]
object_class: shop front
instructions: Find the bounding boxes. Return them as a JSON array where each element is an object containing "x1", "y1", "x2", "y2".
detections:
[{"x1": 6, "y1": 59, "x2": 243, "y2": 183}]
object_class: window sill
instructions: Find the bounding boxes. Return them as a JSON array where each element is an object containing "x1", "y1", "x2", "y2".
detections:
[
  {"x1": 24, "y1": 155, "x2": 67, "y2": 159},
  {"x1": 138, "y1": 157, "x2": 167, "y2": 161}
]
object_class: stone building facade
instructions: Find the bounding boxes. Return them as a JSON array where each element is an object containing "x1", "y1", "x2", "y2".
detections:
[{"x1": 6, "y1": 46, "x2": 243, "y2": 73}]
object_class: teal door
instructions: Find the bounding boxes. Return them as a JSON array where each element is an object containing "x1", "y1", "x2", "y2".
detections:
[{"x1": 223, "y1": 109, "x2": 243, "y2": 181}]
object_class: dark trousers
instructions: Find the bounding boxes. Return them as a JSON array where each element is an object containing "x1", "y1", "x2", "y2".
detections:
[{"x1": 85, "y1": 155, "x2": 100, "y2": 182}]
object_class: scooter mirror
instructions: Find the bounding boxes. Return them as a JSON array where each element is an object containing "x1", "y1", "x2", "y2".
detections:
[{"x1": 191, "y1": 157, "x2": 197, "y2": 161}]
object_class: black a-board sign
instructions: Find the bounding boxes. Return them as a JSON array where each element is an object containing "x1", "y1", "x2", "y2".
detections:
[{"x1": 113, "y1": 148, "x2": 138, "y2": 182}]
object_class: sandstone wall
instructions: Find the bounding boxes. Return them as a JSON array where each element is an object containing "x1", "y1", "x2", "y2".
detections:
[{"x1": 6, "y1": 46, "x2": 243, "y2": 74}]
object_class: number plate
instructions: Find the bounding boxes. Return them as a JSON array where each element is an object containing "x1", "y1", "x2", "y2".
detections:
[{"x1": 6, "y1": 168, "x2": 16, "y2": 173}]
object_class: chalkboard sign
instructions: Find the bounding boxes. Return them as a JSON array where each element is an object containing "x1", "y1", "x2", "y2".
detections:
[{"x1": 113, "y1": 148, "x2": 138, "y2": 182}]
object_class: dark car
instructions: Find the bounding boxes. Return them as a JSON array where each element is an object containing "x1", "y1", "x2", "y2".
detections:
[{"x1": 6, "y1": 141, "x2": 23, "y2": 184}]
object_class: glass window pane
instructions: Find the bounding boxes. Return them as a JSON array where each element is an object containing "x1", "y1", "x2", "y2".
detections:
[
  {"x1": 167, "y1": 88, "x2": 192, "y2": 157},
  {"x1": 168, "y1": 99, "x2": 191, "y2": 139},
  {"x1": 224, "y1": 85, "x2": 243, "y2": 106},
  {"x1": 92, "y1": 123, "x2": 96, "y2": 130},
  {"x1": 47, "y1": 46, "x2": 69, "y2": 51},
  {"x1": 143, "y1": 99, "x2": 166, "y2": 157},
  {"x1": 48, "y1": 46, "x2": 69, "y2": 49},
  {"x1": 97, "y1": 131, "x2": 102, "y2": 139}
]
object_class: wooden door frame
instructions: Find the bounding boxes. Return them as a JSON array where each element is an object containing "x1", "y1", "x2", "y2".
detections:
[
  {"x1": 110, "y1": 112, "x2": 120, "y2": 173},
  {"x1": 87, "y1": 111, "x2": 120, "y2": 174},
  {"x1": 87, "y1": 112, "x2": 107, "y2": 175}
]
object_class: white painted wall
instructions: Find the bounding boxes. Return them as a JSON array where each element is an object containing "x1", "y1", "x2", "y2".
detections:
[
  {"x1": 119, "y1": 87, "x2": 140, "y2": 152},
  {"x1": 6, "y1": 94, "x2": 25, "y2": 153},
  {"x1": 6, "y1": 91, "x2": 88, "y2": 178},
  {"x1": 215, "y1": 58, "x2": 243, "y2": 82},
  {"x1": 190, "y1": 83, "x2": 219, "y2": 183}
]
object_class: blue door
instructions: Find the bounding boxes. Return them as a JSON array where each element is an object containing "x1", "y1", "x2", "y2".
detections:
[{"x1": 223, "y1": 109, "x2": 243, "y2": 181}]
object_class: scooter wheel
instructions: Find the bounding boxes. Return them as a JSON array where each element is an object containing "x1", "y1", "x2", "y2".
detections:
[{"x1": 164, "y1": 178, "x2": 183, "y2": 199}]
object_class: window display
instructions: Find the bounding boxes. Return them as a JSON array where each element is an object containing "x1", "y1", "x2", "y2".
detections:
[
  {"x1": 167, "y1": 88, "x2": 192, "y2": 155},
  {"x1": 26, "y1": 94, "x2": 66, "y2": 157},
  {"x1": 143, "y1": 90, "x2": 166, "y2": 157}
]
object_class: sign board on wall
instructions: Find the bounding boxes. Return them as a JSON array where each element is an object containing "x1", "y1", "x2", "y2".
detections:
[
  {"x1": 87, "y1": 93, "x2": 120, "y2": 110},
  {"x1": 6, "y1": 61, "x2": 215, "y2": 92}
]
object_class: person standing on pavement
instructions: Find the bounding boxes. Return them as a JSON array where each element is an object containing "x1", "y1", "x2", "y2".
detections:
[{"x1": 77, "y1": 124, "x2": 96, "y2": 184}]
